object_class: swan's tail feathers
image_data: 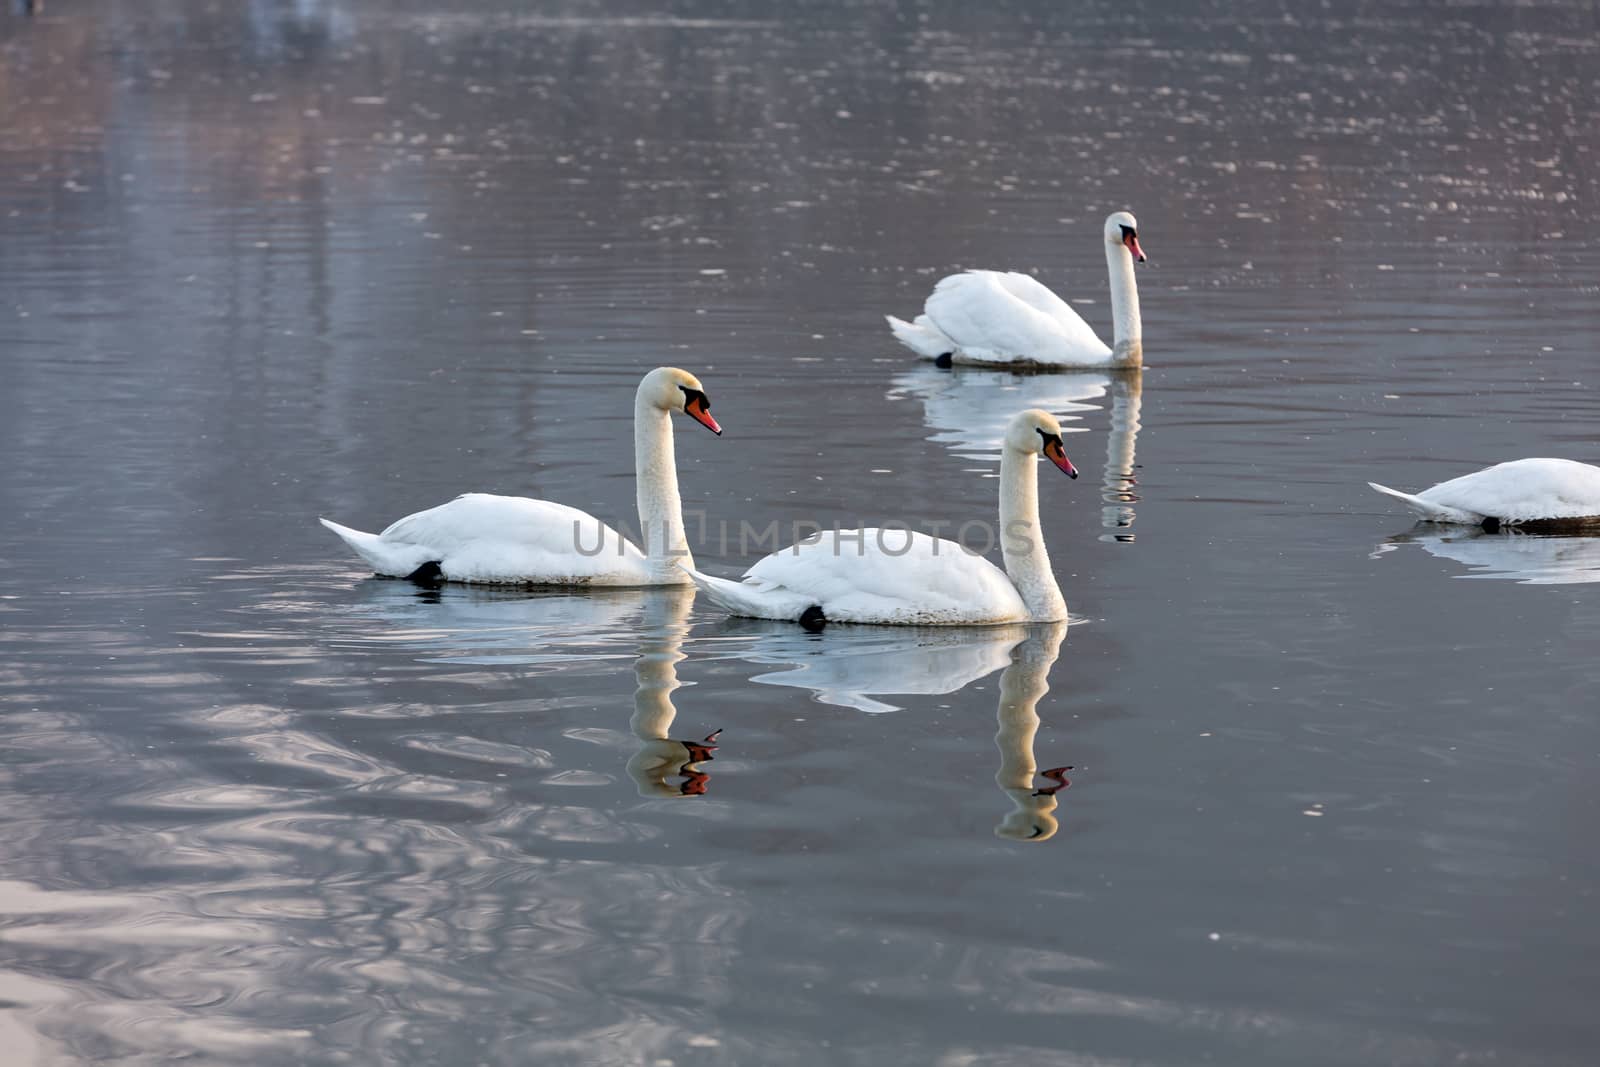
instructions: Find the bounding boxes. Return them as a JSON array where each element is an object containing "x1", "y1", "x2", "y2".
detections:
[
  {"x1": 680, "y1": 564, "x2": 805, "y2": 621},
  {"x1": 319, "y1": 517, "x2": 430, "y2": 576},
  {"x1": 1366, "y1": 483, "x2": 1483, "y2": 524},
  {"x1": 886, "y1": 314, "x2": 954, "y2": 361}
]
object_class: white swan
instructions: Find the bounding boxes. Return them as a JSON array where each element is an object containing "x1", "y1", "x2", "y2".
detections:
[
  {"x1": 1368, "y1": 458, "x2": 1600, "y2": 529},
  {"x1": 320, "y1": 367, "x2": 722, "y2": 586},
  {"x1": 684, "y1": 410, "x2": 1079, "y2": 626},
  {"x1": 886, "y1": 211, "x2": 1146, "y2": 368}
]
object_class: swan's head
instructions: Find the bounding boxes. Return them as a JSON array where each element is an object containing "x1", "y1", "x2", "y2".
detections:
[
  {"x1": 1103, "y1": 211, "x2": 1146, "y2": 263},
  {"x1": 641, "y1": 367, "x2": 721, "y2": 435},
  {"x1": 1006, "y1": 409, "x2": 1078, "y2": 479}
]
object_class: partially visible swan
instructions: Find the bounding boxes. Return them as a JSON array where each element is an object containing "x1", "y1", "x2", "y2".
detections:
[
  {"x1": 886, "y1": 211, "x2": 1146, "y2": 368},
  {"x1": 684, "y1": 410, "x2": 1079, "y2": 626},
  {"x1": 1368, "y1": 458, "x2": 1600, "y2": 529},
  {"x1": 628, "y1": 589, "x2": 721, "y2": 797},
  {"x1": 320, "y1": 367, "x2": 722, "y2": 586},
  {"x1": 994, "y1": 623, "x2": 1071, "y2": 842}
]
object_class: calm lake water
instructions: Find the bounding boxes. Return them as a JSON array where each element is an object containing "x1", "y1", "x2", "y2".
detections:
[{"x1": 3, "y1": 1, "x2": 1598, "y2": 1063}]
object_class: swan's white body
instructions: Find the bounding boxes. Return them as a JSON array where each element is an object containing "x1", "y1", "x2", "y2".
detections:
[
  {"x1": 886, "y1": 211, "x2": 1145, "y2": 368},
  {"x1": 685, "y1": 410, "x2": 1076, "y2": 626},
  {"x1": 320, "y1": 367, "x2": 720, "y2": 586},
  {"x1": 1368, "y1": 458, "x2": 1600, "y2": 526}
]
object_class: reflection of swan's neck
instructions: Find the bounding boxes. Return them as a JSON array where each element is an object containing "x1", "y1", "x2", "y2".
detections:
[
  {"x1": 1106, "y1": 242, "x2": 1142, "y2": 367},
  {"x1": 627, "y1": 590, "x2": 711, "y2": 797},
  {"x1": 1000, "y1": 447, "x2": 1068, "y2": 622},
  {"x1": 995, "y1": 623, "x2": 1067, "y2": 840},
  {"x1": 635, "y1": 388, "x2": 691, "y2": 580},
  {"x1": 1100, "y1": 370, "x2": 1143, "y2": 539}
]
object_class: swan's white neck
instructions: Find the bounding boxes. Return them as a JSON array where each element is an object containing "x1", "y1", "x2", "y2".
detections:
[
  {"x1": 1105, "y1": 241, "x2": 1142, "y2": 367},
  {"x1": 634, "y1": 388, "x2": 692, "y2": 579},
  {"x1": 999, "y1": 447, "x2": 1068, "y2": 622}
]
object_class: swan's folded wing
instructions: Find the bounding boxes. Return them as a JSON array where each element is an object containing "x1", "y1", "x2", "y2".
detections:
[
  {"x1": 991, "y1": 272, "x2": 1107, "y2": 349},
  {"x1": 1422, "y1": 459, "x2": 1600, "y2": 523},
  {"x1": 746, "y1": 529, "x2": 1028, "y2": 624},
  {"x1": 380, "y1": 492, "x2": 643, "y2": 559},
  {"x1": 925, "y1": 271, "x2": 1109, "y2": 363}
]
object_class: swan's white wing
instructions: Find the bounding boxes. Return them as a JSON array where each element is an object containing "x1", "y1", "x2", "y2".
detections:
[
  {"x1": 377, "y1": 493, "x2": 650, "y2": 584},
  {"x1": 925, "y1": 271, "x2": 1111, "y2": 366},
  {"x1": 744, "y1": 529, "x2": 1029, "y2": 625},
  {"x1": 1418, "y1": 459, "x2": 1600, "y2": 523}
]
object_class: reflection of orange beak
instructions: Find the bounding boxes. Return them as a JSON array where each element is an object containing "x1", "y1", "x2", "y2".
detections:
[
  {"x1": 1044, "y1": 439, "x2": 1079, "y2": 479},
  {"x1": 1124, "y1": 233, "x2": 1146, "y2": 263},
  {"x1": 687, "y1": 398, "x2": 722, "y2": 436}
]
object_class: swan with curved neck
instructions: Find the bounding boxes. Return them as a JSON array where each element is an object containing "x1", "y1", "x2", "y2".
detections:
[
  {"x1": 886, "y1": 211, "x2": 1146, "y2": 368},
  {"x1": 319, "y1": 367, "x2": 721, "y2": 586},
  {"x1": 684, "y1": 410, "x2": 1077, "y2": 626}
]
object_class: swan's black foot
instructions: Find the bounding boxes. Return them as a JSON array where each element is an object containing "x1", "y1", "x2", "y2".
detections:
[
  {"x1": 798, "y1": 605, "x2": 827, "y2": 632},
  {"x1": 406, "y1": 561, "x2": 446, "y2": 586},
  {"x1": 1481, "y1": 516, "x2": 1502, "y2": 534},
  {"x1": 934, "y1": 352, "x2": 954, "y2": 369}
]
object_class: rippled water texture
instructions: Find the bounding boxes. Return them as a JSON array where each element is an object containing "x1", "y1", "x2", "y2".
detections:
[{"x1": 3, "y1": 1, "x2": 1599, "y2": 1064}]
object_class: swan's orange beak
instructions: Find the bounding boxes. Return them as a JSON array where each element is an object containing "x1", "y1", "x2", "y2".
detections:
[
  {"x1": 685, "y1": 393, "x2": 722, "y2": 436},
  {"x1": 1124, "y1": 232, "x2": 1146, "y2": 263},
  {"x1": 1043, "y1": 437, "x2": 1079, "y2": 479}
]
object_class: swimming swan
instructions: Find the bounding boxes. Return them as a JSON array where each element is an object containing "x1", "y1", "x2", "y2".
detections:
[
  {"x1": 320, "y1": 367, "x2": 722, "y2": 586},
  {"x1": 1368, "y1": 458, "x2": 1600, "y2": 529},
  {"x1": 684, "y1": 410, "x2": 1079, "y2": 626},
  {"x1": 886, "y1": 211, "x2": 1146, "y2": 368}
]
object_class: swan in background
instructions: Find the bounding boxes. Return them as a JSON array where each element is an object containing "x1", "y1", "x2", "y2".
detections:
[
  {"x1": 886, "y1": 211, "x2": 1146, "y2": 368},
  {"x1": 684, "y1": 410, "x2": 1079, "y2": 626},
  {"x1": 718, "y1": 620, "x2": 1025, "y2": 713},
  {"x1": 1369, "y1": 458, "x2": 1600, "y2": 530},
  {"x1": 320, "y1": 367, "x2": 722, "y2": 586},
  {"x1": 628, "y1": 589, "x2": 722, "y2": 797},
  {"x1": 1372, "y1": 528, "x2": 1600, "y2": 586},
  {"x1": 889, "y1": 364, "x2": 1144, "y2": 541},
  {"x1": 994, "y1": 623, "x2": 1071, "y2": 842}
]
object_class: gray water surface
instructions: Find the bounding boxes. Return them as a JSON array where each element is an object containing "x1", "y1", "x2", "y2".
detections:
[{"x1": 3, "y1": 1, "x2": 1599, "y2": 1064}]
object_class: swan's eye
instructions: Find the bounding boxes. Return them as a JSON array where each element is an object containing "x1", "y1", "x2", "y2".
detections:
[
  {"x1": 1119, "y1": 224, "x2": 1137, "y2": 239},
  {"x1": 679, "y1": 386, "x2": 723, "y2": 435},
  {"x1": 1036, "y1": 428, "x2": 1079, "y2": 479}
]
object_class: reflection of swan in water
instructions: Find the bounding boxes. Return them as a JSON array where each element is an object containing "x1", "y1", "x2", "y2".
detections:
[
  {"x1": 339, "y1": 581, "x2": 646, "y2": 665},
  {"x1": 716, "y1": 619, "x2": 1025, "y2": 713},
  {"x1": 994, "y1": 623, "x2": 1071, "y2": 841},
  {"x1": 1373, "y1": 527, "x2": 1600, "y2": 585},
  {"x1": 889, "y1": 364, "x2": 1143, "y2": 541},
  {"x1": 628, "y1": 589, "x2": 721, "y2": 796}
]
